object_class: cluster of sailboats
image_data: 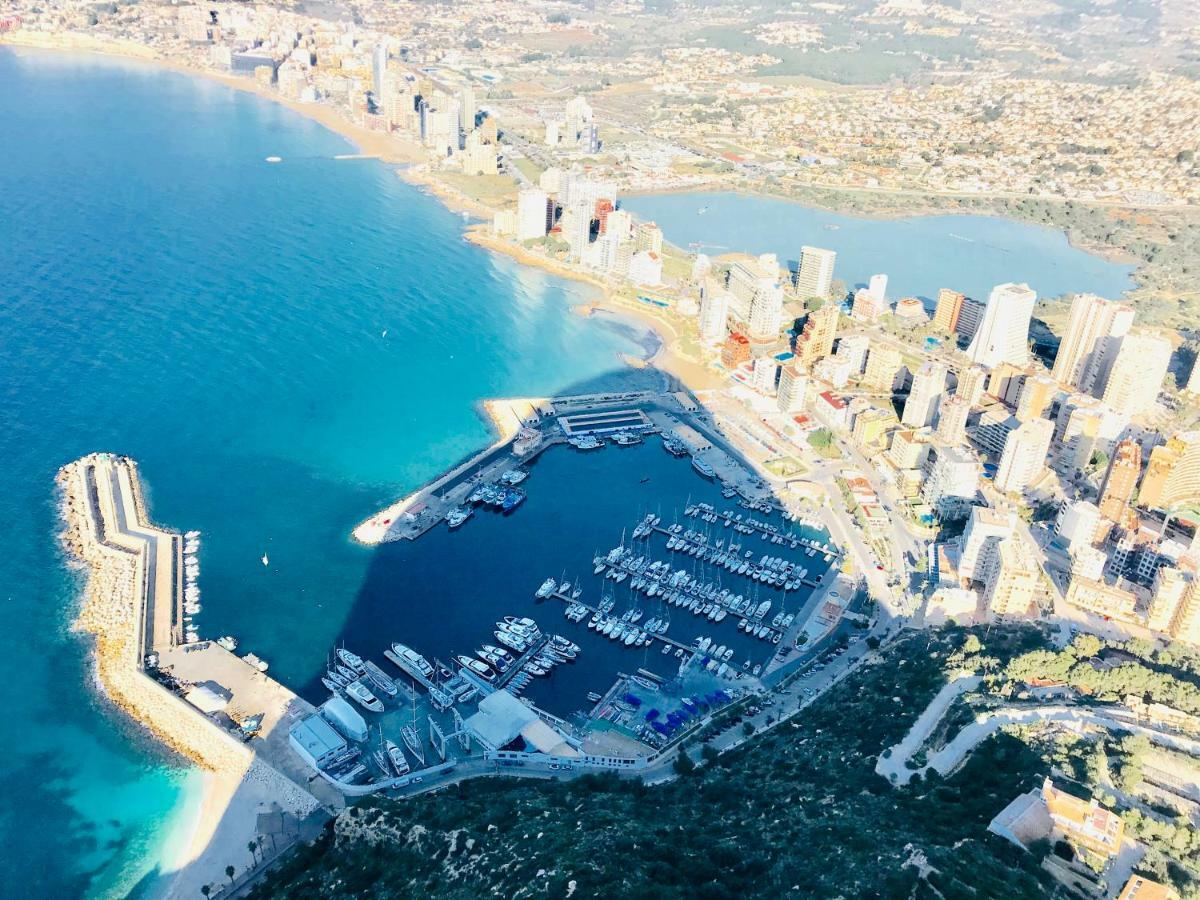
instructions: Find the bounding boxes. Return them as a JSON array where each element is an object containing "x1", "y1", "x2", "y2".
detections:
[
  {"x1": 182, "y1": 531, "x2": 202, "y2": 643},
  {"x1": 691, "y1": 636, "x2": 762, "y2": 678},
  {"x1": 583, "y1": 606, "x2": 668, "y2": 648},
  {"x1": 685, "y1": 503, "x2": 837, "y2": 559}
]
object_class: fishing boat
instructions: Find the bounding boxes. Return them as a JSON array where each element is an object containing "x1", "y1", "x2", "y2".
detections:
[
  {"x1": 691, "y1": 456, "x2": 715, "y2": 479},
  {"x1": 500, "y1": 469, "x2": 528, "y2": 485},
  {"x1": 386, "y1": 740, "x2": 410, "y2": 776},
  {"x1": 445, "y1": 506, "x2": 473, "y2": 529},
  {"x1": 345, "y1": 681, "x2": 385, "y2": 713},
  {"x1": 216, "y1": 635, "x2": 238, "y2": 652}
]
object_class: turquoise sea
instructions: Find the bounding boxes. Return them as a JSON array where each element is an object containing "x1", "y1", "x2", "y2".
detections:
[
  {"x1": 621, "y1": 191, "x2": 1136, "y2": 304},
  {"x1": 0, "y1": 48, "x2": 653, "y2": 897},
  {"x1": 0, "y1": 48, "x2": 1140, "y2": 899}
]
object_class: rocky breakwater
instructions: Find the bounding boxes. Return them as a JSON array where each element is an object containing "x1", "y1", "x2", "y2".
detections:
[{"x1": 56, "y1": 454, "x2": 320, "y2": 821}]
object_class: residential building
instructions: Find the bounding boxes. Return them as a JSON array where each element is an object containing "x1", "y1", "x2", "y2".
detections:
[
  {"x1": 795, "y1": 245, "x2": 836, "y2": 299},
  {"x1": 862, "y1": 343, "x2": 903, "y2": 392},
  {"x1": 984, "y1": 537, "x2": 1039, "y2": 616},
  {"x1": 1147, "y1": 566, "x2": 1192, "y2": 632},
  {"x1": 972, "y1": 405, "x2": 1019, "y2": 457},
  {"x1": 1169, "y1": 576, "x2": 1200, "y2": 645},
  {"x1": 777, "y1": 364, "x2": 808, "y2": 414},
  {"x1": 994, "y1": 418, "x2": 1054, "y2": 495},
  {"x1": 1065, "y1": 576, "x2": 1138, "y2": 621},
  {"x1": 868, "y1": 274, "x2": 888, "y2": 305},
  {"x1": 747, "y1": 279, "x2": 785, "y2": 341},
  {"x1": 967, "y1": 283, "x2": 1037, "y2": 368},
  {"x1": 634, "y1": 221, "x2": 663, "y2": 255},
  {"x1": 1101, "y1": 333, "x2": 1171, "y2": 415},
  {"x1": 628, "y1": 250, "x2": 662, "y2": 286},
  {"x1": 794, "y1": 304, "x2": 839, "y2": 371},
  {"x1": 959, "y1": 506, "x2": 1016, "y2": 583},
  {"x1": 1098, "y1": 439, "x2": 1142, "y2": 529},
  {"x1": 903, "y1": 362, "x2": 948, "y2": 428},
  {"x1": 850, "y1": 288, "x2": 883, "y2": 322},
  {"x1": 887, "y1": 429, "x2": 931, "y2": 470},
  {"x1": 955, "y1": 296, "x2": 986, "y2": 341},
  {"x1": 720, "y1": 332, "x2": 752, "y2": 369},
  {"x1": 1055, "y1": 499, "x2": 1100, "y2": 552},
  {"x1": 1017, "y1": 374, "x2": 1058, "y2": 423},
  {"x1": 834, "y1": 334, "x2": 870, "y2": 375},
  {"x1": 1072, "y1": 545, "x2": 1109, "y2": 582},
  {"x1": 921, "y1": 446, "x2": 978, "y2": 519},
  {"x1": 1051, "y1": 294, "x2": 1136, "y2": 389},
  {"x1": 986, "y1": 362, "x2": 1026, "y2": 407},
  {"x1": 515, "y1": 188, "x2": 551, "y2": 241},
  {"x1": 852, "y1": 407, "x2": 898, "y2": 452},
  {"x1": 1187, "y1": 357, "x2": 1200, "y2": 395},
  {"x1": 1042, "y1": 779, "x2": 1125, "y2": 862},
  {"x1": 936, "y1": 394, "x2": 970, "y2": 446},
  {"x1": 1140, "y1": 432, "x2": 1200, "y2": 510},
  {"x1": 813, "y1": 355, "x2": 853, "y2": 388},
  {"x1": 933, "y1": 288, "x2": 965, "y2": 332},
  {"x1": 1116, "y1": 876, "x2": 1181, "y2": 900},
  {"x1": 698, "y1": 278, "x2": 730, "y2": 345},
  {"x1": 955, "y1": 365, "x2": 988, "y2": 407}
]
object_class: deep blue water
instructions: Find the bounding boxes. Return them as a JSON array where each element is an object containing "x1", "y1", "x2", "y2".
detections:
[
  {"x1": 621, "y1": 191, "x2": 1137, "y2": 304},
  {"x1": 0, "y1": 48, "x2": 652, "y2": 897}
]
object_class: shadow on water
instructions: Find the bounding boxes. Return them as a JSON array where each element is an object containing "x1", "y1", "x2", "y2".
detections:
[{"x1": 149, "y1": 356, "x2": 858, "y2": 897}]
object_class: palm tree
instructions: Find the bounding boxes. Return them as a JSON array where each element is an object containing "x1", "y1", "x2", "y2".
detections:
[
  {"x1": 248, "y1": 840, "x2": 259, "y2": 867},
  {"x1": 257, "y1": 835, "x2": 266, "y2": 863},
  {"x1": 200, "y1": 886, "x2": 211, "y2": 899},
  {"x1": 225, "y1": 865, "x2": 235, "y2": 888}
]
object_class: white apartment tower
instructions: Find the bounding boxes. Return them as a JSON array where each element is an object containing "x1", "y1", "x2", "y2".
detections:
[
  {"x1": 777, "y1": 364, "x2": 809, "y2": 414},
  {"x1": 698, "y1": 279, "x2": 730, "y2": 345},
  {"x1": 515, "y1": 188, "x2": 551, "y2": 241},
  {"x1": 967, "y1": 283, "x2": 1037, "y2": 368},
  {"x1": 994, "y1": 417, "x2": 1055, "y2": 495},
  {"x1": 795, "y1": 246, "x2": 836, "y2": 299},
  {"x1": 903, "y1": 362, "x2": 948, "y2": 428},
  {"x1": 1051, "y1": 294, "x2": 1135, "y2": 389},
  {"x1": 1100, "y1": 333, "x2": 1171, "y2": 415}
]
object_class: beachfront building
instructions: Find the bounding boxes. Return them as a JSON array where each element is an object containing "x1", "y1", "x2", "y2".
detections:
[
  {"x1": 1051, "y1": 294, "x2": 1135, "y2": 390},
  {"x1": 956, "y1": 296, "x2": 986, "y2": 341},
  {"x1": 698, "y1": 278, "x2": 731, "y2": 345},
  {"x1": 933, "y1": 288, "x2": 965, "y2": 333},
  {"x1": 795, "y1": 245, "x2": 836, "y2": 299},
  {"x1": 967, "y1": 283, "x2": 1037, "y2": 368},
  {"x1": 516, "y1": 187, "x2": 552, "y2": 241}
]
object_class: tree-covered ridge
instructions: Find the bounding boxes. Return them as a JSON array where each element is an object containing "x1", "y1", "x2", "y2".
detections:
[{"x1": 253, "y1": 627, "x2": 1065, "y2": 899}]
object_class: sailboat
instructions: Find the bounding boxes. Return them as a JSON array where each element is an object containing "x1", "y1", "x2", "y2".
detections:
[
  {"x1": 261, "y1": 554, "x2": 269, "y2": 567},
  {"x1": 402, "y1": 680, "x2": 426, "y2": 766}
]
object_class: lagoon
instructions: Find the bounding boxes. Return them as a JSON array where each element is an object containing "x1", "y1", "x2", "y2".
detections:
[{"x1": 621, "y1": 191, "x2": 1136, "y2": 304}]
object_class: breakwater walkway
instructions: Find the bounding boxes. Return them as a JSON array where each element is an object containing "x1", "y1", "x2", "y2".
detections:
[{"x1": 58, "y1": 454, "x2": 335, "y2": 898}]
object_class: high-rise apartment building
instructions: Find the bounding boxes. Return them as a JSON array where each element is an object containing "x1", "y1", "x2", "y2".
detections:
[
  {"x1": 959, "y1": 506, "x2": 1016, "y2": 583},
  {"x1": 868, "y1": 274, "x2": 888, "y2": 306},
  {"x1": 903, "y1": 362, "x2": 948, "y2": 428},
  {"x1": 747, "y1": 280, "x2": 785, "y2": 341},
  {"x1": 794, "y1": 304, "x2": 839, "y2": 371},
  {"x1": 1051, "y1": 294, "x2": 1135, "y2": 389},
  {"x1": 777, "y1": 364, "x2": 808, "y2": 414},
  {"x1": 850, "y1": 288, "x2": 884, "y2": 323},
  {"x1": 921, "y1": 446, "x2": 978, "y2": 519},
  {"x1": 1147, "y1": 566, "x2": 1192, "y2": 633},
  {"x1": 862, "y1": 343, "x2": 903, "y2": 392},
  {"x1": 955, "y1": 365, "x2": 988, "y2": 408},
  {"x1": 1017, "y1": 374, "x2": 1058, "y2": 422},
  {"x1": 1140, "y1": 432, "x2": 1200, "y2": 511},
  {"x1": 515, "y1": 188, "x2": 551, "y2": 241},
  {"x1": 955, "y1": 296, "x2": 986, "y2": 341},
  {"x1": 984, "y1": 537, "x2": 1040, "y2": 616},
  {"x1": 994, "y1": 417, "x2": 1054, "y2": 495},
  {"x1": 967, "y1": 283, "x2": 1037, "y2": 368},
  {"x1": 935, "y1": 394, "x2": 970, "y2": 446},
  {"x1": 698, "y1": 278, "x2": 730, "y2": 345},
  {"x1": 795, "y1": 246, "x2": 836, "y2": 299},
  {"x1": 834, "y1": 334, "x2": 870, "y2": 375},
  {"x1": 933, "y1": 288, "x2": 965, "y2": 333},
  {"x1": 1101, "y1": 333, "x2": 1171, "y2": 415}
]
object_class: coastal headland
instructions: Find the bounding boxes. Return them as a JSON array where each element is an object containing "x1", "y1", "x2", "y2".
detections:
[{"x1": 58, "y1": 453, "x2": 335, "y2": 898}]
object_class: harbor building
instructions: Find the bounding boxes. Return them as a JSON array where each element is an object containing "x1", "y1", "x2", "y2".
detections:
[
  {"x1": 932, "y1": 288, "x2": 965, "y2": 333},
  {"x1": 902, "y1": 361, "x2": 948, "y2": 428},
  {"x1": 994, "y1": 417, "x2": 1054, "y2": 495},
  {"x1": 1051, "y1": 294, "x2": 1135, "y2": 390},
  {"x1": 1100, "y1": 332, "x2": 1171, "y2": 415},
  {"x1": 795, "y1": 245, "x2": 836, "y2": 299},
  {"x1": 290, "y1": 714, "x2": 349, "y2": 770},
  {"x1": 967, "y1": 283, "x2": 1037, "y2": 368},
  {"x1": 464, "y1": 690, "x2": 579, "y2": 757},
  {"x1": 1139, "y1": 432, "x2": 1200, "y2": 511}
]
